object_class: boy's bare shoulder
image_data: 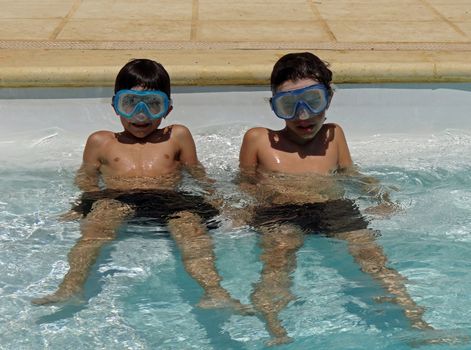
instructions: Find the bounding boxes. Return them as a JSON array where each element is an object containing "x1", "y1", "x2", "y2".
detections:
[
  {"x1": 163, "y1": 124, "x2": 194, "y2": 141},
  {"x1": 86, "y1": 130, "x2": 116, "y2": 146},
  {"x1": 326, "y1": 122, "x2": 344, "y2": 131},
  {"x1": 243, "y1": 127, "x2": 270, "y2": 140},
  {"x1": 323, "y1": 122, "x2": 346, "y2": 138},
  {"x1": 165, "y1": 123, "x2": 191, "y2": 134}
]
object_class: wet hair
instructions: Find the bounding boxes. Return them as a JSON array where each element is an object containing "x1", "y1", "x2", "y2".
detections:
[
  {"x1": 114, "y1": 58, "x2": 171, "y2": 97},
  {"x1": 270, "y1": 52, "x2": 333, "y2": 94}
]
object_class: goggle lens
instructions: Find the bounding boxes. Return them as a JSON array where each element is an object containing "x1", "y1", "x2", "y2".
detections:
[
  {"x1": 113, "y1": 90, "x2": 170, "y2": 120},
  {"x1": 271, "y1": 84, "x2": 329, "y2": 120}
]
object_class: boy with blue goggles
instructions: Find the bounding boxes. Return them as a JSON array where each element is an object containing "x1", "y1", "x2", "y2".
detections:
[
  {"x1": 270, "y1": 83, "x2": 330, "y2": 120},
  {"x1": 112, "y1": 89, "x2": 171, "y2": 120},
  {"x1": 239, "y1": 52, "x2": 420, "y2": 345}
]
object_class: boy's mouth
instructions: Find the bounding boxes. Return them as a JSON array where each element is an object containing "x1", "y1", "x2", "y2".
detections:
[
  {"x1": 295, "y1": 122, "x2": 316, "y2": 132},
  {"x1": 131, "y1": 122, "x2": 152, "y2": 128}
]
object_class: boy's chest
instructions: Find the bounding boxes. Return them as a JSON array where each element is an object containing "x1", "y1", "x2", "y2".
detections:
[
  {"x1": 99, "y1": 143, "x2": 179, "y2": 176},
  {"x1": 259, "y1": 143, "x2": 338, "y2": 175}
]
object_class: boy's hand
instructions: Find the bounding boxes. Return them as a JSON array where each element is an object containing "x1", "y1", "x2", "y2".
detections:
[
  {"x1": 220, "y1": 206, "x2": 253, "y2": 228},
  {"x1": 364, "y1": 183, "x2": 401, "y2": 218},
  {"x1": 206, "y1": 196, "x2": 224, "y2": 210},
  {"x1": 364, "y1": 201, "x2": 401, "y2": 218},
  {"x1": 57, "y1": 209, "x2": 83, "y2": 221}
]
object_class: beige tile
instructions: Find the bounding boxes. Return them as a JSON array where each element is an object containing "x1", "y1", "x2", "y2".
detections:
[
  {"x1": 426, "y1": 0, "x2": 471, "y2": 4},
  {"x1": 2, "y1": 48, "x2": 471, "y2": 87},
  {"x1": 72, "y1": 0, "x2": 192, "y2": 21},
  {"x1": 2, "y1": 0, "x2": 471, "y2": 87},
  {"x1": 315, "y1": 0, "x2": 440, "y2": 21},
  {"x1": 57, "y1": 19, "x2": 191, "y2": 41},
  {"x1": 425, "y1": 3, "x2": 471, "y2": 21},
  {"x1": 321, "y1": 50, "x2": 434, "y2": 63},
  {"x1": 0, "y1": 0, "x2": 75, "y2": 19},
  {"x1": 427, "y1": 50, "x2": 471, "y2": 62},
  {"x1": 199, "y1": 0, "x2": 307, "y2": 3},
  {"x1": 199, "y1": 2, "x2": 318, "y2": 21},
  {"x1": 434, "y1": 61, "x2": 471, "y2": 81},
  {"x1": 0, "y1": 19, "x2": 62, "y2": 40},
  {"x1": 328, "y1": 20, "x2": 470, "y2": 42},
  {"x1": 197, "y1": 21, "x2": 332, "y2": 42},
  {"x1": 454, "y1": 22, "x2": 471, "y2": 37}
]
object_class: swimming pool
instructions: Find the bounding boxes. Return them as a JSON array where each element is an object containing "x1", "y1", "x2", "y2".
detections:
[{"x1": 1, "y1": 84, "x2": 471, "y2": 349}]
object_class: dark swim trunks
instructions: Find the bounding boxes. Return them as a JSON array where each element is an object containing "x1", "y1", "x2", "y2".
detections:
[
  {"x1": 251, "y1": 199, "x2": 369, "y2": 235},
  {"x1": 72, "y1": 189, "x2": 219, "y2": 227}
]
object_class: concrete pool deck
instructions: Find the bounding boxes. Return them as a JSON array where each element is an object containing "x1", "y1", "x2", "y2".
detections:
[{"x1": 1, "y1": 0, "x2": 471, "y2": 87}]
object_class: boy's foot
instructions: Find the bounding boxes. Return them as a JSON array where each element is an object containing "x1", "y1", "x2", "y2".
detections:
[
  {"x1": 408, "y1": 330, "x2": 470, "y2": 347},
  {"x1": 31, "y1": 289, "x2": 83, "y2": 305},
  {"x1": 266, "y1": 335, "x2": 294, "y2": 347},
  {"x1": 197, "y1": 293, "x2": 255, "y2": 315}
]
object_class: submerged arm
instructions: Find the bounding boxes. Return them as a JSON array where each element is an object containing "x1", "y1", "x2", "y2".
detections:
[
  {"x1": 340, "y1": 165, "x2": 399, "y2": 216},
  {"x1": 75, "y1": 162, "x2": 100, "y2": 192},
  {"x1": 335, "y1": 123, "x2": 354, "y2": 171},
  {"x1": 174, "y1": 125, "x2": 216, "y2": 194},
  {"x1": 238, "y1": 128, "x2": 264, "y2": 198},
  {"x1": 60, "y1": 132, "x2": 105, "y2": 221},
  {"x1": 75, "y1": 131, "x2": 108, "y2": 192},
  {"x1": 184, "y1": 162, "x2": 217, "y2": 196},
  {"x1": 335, "y1": 124, "x2": 398, "y2": 215}
]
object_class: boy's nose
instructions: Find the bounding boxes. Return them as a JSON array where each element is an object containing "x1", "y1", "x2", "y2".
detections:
[{"x1": 294, "y1": 104, "x2": 312, "y2": 120}]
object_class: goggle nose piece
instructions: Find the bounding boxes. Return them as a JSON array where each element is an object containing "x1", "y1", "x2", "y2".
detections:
[
  {"x1": 294, "y1": 102, "x2": 314, "y2": 120},
  {"x1": 127, "y1": 102, "x2": 153, "y2": 123}
]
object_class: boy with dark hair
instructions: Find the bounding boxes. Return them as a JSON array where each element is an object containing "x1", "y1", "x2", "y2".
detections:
[
  {"x1": 239, "y1": 52, "x2": 431, "y2": 345},
  {"x1": 33, "y1": 59, "x2": 245, "y2": 312}
]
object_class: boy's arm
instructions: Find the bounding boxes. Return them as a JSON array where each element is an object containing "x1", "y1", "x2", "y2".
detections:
[
  {"x1": 238, "y1": 128, "x2": 264, "y2": 197},
  {"x1": 239, "y1": 128, "x2": 261, "y2": 169},
  {"x1": 333, "y1": 124, "x2": 398, "y2": 215},
  {"x1": 75, "y1": 131, "x2": 107, "y2": 192},
  {"x1": 334, "y1": 124, "x2": 354, "y2": 171},
  {"x1": 172, "y1": 124, "x2": 216, "y2": 195},
  {"x1": 173, "y1": 124, "x2": 199, "y2": 166}
]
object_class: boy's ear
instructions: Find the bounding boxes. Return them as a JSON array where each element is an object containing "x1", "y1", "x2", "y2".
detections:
[
  {"x1": 164, "y1": 105, "x2": 173, "y2": 118},
  {"x1": 326, "y1": 90, "x2": 334, "y2": 109},
  {"x1": 111, "y1": 102, "x2": 118, "y2": 115}
]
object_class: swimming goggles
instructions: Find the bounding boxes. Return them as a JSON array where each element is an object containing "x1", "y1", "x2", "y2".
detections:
[
  {"x1": 112, "y1": 90, "x2": 171, "y2": 120},
  {"x1": 270, "y1": 84, "x2": 330, "y2": 120}
]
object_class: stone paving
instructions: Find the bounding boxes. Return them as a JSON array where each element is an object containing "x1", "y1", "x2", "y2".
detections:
[{"x1": 1, "y1": 0, "x2": 471, "y2": 86}]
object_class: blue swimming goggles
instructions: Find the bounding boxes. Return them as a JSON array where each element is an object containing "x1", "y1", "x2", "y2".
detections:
[
  {"x1": 270, "y1": 84, "x2": 330, "y2": 120},
  {"x1": 112, "y1": 90, "x2": 171, "y2": 120}
]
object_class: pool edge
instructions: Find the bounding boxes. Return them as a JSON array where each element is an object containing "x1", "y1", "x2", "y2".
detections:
[{"x1": 2, "y1": 49, "x2": 471, "y2": 87}]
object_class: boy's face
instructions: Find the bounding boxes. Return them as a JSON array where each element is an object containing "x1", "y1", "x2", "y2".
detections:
[
  {"x1": 118, "y1": 86, "x2": 172, "y2": 139},
  {"x1": 276, "y1": 78, "x2": 328, "y2": 143}
]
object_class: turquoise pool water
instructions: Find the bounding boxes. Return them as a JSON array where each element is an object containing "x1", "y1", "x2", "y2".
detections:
[{"x1": 1, "y1": 85, "x2": 470, "y2": 349}]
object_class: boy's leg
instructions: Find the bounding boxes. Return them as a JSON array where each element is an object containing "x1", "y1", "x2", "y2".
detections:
[
  {"x1": 334, "y1": 229, "x2": 433, "y2": 330},
  {"x1": 167, "y1": 211, "x2": 251, "y2": 313},
  {"x1": 32, "y1": 199, "x2": 133, "y2": 305},
  {"x1": 251, "y1": 223, "x2": 304, "y2": 346}
]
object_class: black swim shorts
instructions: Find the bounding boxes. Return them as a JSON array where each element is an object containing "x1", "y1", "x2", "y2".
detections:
[
  {"x1": 251, "y1": 199, "x2": 369, "y2": 235},
  {"x1": 72, "y1": 189, "x2": 219, "y2": 227}
]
